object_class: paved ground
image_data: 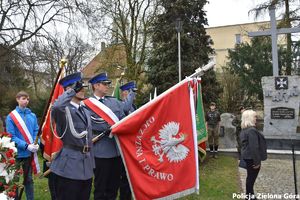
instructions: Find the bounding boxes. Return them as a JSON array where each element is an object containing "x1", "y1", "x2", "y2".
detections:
[{"x1": 238, "y1": 157, "x2": 300, "y2": 200}]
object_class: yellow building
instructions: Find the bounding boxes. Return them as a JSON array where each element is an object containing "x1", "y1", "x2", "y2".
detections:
[{"x1": 206, "y1": 21, "x2": 283, "y2": 72}]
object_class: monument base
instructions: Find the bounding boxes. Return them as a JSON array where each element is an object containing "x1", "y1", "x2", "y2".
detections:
[{"x1": 265, "y1": 137, "x2": 300, "y2": 150}]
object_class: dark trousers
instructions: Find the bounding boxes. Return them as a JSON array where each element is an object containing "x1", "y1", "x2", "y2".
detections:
[
  {"x1": 245, "y1": 159, "x2": 260, "y2": 200},
  {"x1": 48, "y1": 173, "x2": 57, "y2": 200},
  {"x1": 119, "y1": 161, "x2": 132, "y2": 200},
  {"x1": 52, "y1": 173, "x2": 92, "y2": 200},
  {"x1": 43, "y1": 160, "x2": 57, "y2": 200},
  {"x1": 16, "y1": 157, "x2": 34, "y2": 200},
  {"x1": 94, "y1": 157, "x2": 122, "y2": 200}
]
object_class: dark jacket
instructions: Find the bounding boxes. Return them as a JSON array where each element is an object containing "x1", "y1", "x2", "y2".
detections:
[
  {"x1": 205, "y1": 110, "x2": 221, "y2": 127},
  {"x1": 240, "y1": 127, "x2": 267, "y2": 166}
]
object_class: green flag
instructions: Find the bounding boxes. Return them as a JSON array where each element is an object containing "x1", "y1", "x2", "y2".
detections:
[
  {"x1": 113, "y1": 79, "x2": 121, "y2": 100},
  {"x1": 196, "y1": 82, "x2": 207, "y2": 161}
]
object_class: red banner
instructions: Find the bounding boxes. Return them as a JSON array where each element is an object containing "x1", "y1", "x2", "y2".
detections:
[
  {"x1": 40, "y1": 82, "x2": 64, "y2": 161},
  {"x1": 112, "y1": 79, "x2": 199, "y2": 200}
]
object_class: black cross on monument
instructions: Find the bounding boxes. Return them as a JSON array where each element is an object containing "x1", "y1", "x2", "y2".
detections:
[{"x1": 248, "y1": 6, "x2": 300, "y2": 76}]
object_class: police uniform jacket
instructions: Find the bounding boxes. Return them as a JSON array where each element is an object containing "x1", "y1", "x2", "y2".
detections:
[
  {"x1": 124, "y1": 103, "x2": 136, "y2": 116},
  {"x1": 122, "y1": 91, "x2": 135, "y2": 113},
  {"x1": 91, "y1": 92, "x2": 135, "y2": 158},
  {"x1": 122, "y1": 89, "x2": 136, "y2": 116},
  {"x1": 50, "y1": 89, "x2": 95, "y2": 180},
  {"x1": 125, "y1": 101, "x2": 136, "y2": 116}
]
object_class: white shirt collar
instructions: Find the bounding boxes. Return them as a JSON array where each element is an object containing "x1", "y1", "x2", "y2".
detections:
[
  {"x1": 70, "y1": 101, "x2": 80, "y2": 109},
  {"x1": 94, "y1": 94, "x2": 105, "y2": 101}
]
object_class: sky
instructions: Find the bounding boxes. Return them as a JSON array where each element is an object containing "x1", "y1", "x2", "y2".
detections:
[{"x1": 204, "y1": 0, "x2": 269, "y2": 27}]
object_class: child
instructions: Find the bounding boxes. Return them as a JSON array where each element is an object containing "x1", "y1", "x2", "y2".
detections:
[{"x1": 6, "y1": 91, "x2": 39, "y2": 200}]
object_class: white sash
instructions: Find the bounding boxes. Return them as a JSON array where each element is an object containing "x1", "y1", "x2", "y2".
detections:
[
  {"x1": 82, "y1": 98, "x2": 119, "y2": 125},
  {"x1": 9, "y1": 110, "x2": 40, "y2": 174}
]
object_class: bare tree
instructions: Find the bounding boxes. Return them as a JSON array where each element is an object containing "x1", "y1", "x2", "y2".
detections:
[
  {"x1": 0, "y1": 0, "x2": 76, "y2": 54},
  {"x1": 0, "y1": 0, "x2": 98, "y2": 116},
  {"x1": 21, "y1": 34, "x2": 94, "y2": 97},
  {"x1": 1, "y1": 0, "x2": 159, "y2": 83},
  {"x1": 79, "y1": 0, "x2": 159, "y2": 82}
]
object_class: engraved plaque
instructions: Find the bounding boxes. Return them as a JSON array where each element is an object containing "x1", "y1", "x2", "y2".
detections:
[{"x1": 271, "y1": 107, "x2": 295, "y2": 119}]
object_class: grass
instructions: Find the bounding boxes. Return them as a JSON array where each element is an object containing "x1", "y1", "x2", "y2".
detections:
[
  {"x1": 182, "y1": 155, "x2": 241, "y2": 200},
  {"x1": 21, "y1": 154, "x2": 240, "y2": 200}
]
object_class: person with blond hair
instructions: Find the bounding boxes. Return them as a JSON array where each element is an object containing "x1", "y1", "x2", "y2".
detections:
[{"x1": 240, "y1": 110, "x2": 267, "y2": 200}]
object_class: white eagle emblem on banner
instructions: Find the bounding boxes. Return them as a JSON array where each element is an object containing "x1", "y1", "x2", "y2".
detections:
[{"x1": 151, "y1": 121, "x2": 189, "y2": 163}]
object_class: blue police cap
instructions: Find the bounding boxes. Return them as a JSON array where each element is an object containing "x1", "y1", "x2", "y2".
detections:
[
  {"x1": 88, "y1": 72, "x2": 112, "y2": 84},
  {"x1": 120, "y1": 81, "x2": 137, "y2": 91},
  {"x1": 59, "y1": 72, "x2": 82, "y2": 88}
]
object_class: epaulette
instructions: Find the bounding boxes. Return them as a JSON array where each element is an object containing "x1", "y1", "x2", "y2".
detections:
[{"x1": 105, "y1": 96, "x2": 116, "y2": 99}]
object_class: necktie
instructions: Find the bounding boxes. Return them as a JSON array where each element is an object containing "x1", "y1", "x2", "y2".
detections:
[{"x1": 78, "y1": 105, "x2": 87, "y2": 123}]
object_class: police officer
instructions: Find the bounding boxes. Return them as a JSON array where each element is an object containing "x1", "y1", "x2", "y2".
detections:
[
  {"x1": 50, "y1": 72, "x2": 95, "y2": 200},
  {"x1": 205, "y1": 102, "x2": 221, "y2": 158},
  {"x1": 88, "y1": 73, "x2": 135, "y2": 200},
  {"x1": 120, "y1": 81, "x2": 137, "y2": 115},
  {"x1": 118, "y1": 81, "x2": 137, "y2": 200}
]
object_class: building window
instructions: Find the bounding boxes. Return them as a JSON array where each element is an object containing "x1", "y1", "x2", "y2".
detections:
[{"x1": 235, "y1": 34, "x2": 241, "y2": 44}]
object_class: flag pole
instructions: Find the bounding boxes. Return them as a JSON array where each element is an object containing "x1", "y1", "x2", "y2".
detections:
[
  {"x1": 34, "y1": 58, "x2": 67, "y2": 144},
  {"x1": 112, "y1": 71, "x2": 124, "y2": 99},
  {"x1": 110, "y1": 61, "x2": 215, "y2": 130},
  {"x1": 188, "y1": 61, "x2": 215, "y2": 78}
]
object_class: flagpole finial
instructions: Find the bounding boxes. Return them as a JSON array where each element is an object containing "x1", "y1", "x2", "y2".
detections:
[{"x1": 60, "y1": 58, "x2": 68, "y2": 68}]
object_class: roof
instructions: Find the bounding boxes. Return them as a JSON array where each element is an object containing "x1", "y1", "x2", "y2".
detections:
[{"x1": 81, "y1": 43, "x2": 127, "y2": 79}]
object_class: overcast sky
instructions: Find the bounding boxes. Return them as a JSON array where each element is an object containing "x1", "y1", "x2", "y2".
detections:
[{"x1": 204, "y1": 0, "x2": 269, "y2": 27}]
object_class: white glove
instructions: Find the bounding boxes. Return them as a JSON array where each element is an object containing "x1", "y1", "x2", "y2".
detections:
[{"x1": 27, "y1": 144, "x2": 39, "y2": 153}]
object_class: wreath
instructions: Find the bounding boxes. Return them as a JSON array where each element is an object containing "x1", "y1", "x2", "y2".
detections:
[{"x1": 0, "y1": 132, "x2": 22, "y2": 200}]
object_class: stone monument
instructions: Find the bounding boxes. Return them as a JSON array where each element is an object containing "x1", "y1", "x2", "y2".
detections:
[
  {"x1": 249, "y1": 6, "x2": 300, "y2": 150},
  {"x1": 218, "y1": 113, "x2": 237, "y2": 149},
  {"x1": 262, "y1": 76, "x2": 300, "y2": 149}
]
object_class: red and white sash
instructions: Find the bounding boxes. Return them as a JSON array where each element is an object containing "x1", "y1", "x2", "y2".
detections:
[
  {"x1": 9, "y1": 110, "x2": 40, "y2": 174},
  {"x1": 82, "y1": 97, "x2": 119, "y2": 125}
]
